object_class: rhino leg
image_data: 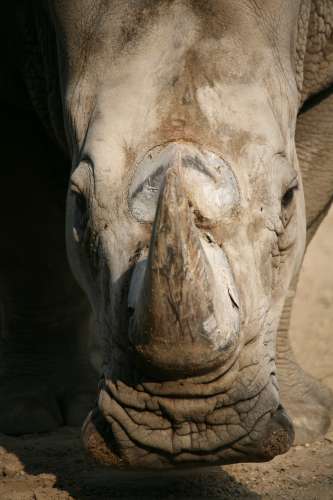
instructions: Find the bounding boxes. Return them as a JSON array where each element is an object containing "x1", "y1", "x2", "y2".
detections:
[
  {"x1": 277, "y1": 279, "x2": 333, "y2": 445},
  {"x1": 0, "y1": 108, "x2": 97, "y2": 435}
]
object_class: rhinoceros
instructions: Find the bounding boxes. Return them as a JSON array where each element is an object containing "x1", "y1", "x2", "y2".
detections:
[{"x1": 0, "y1": 0, "x2": 332, "y2": 469}]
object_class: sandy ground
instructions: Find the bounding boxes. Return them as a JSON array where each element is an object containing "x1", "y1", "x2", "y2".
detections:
[{"x1": 0, "y1": 209, "x2": 332, "y2": 499}]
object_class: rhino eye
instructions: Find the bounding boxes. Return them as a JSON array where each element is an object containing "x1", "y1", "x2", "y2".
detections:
[
  {"x1": 282, "y1": 187, "x2": 295, "y2": 208},
  {"x1": 281, "y1": 181, "x2": 298, "y2": 209},
  {"x1": 71, "y1": 187, "x2": 88, "y2": 242},
  {"x1": 73, "y1": 190, "x2": 87, "y2": 214},
  {"x1": 281, "y1": 179, "x2": 298, "y2": 227}
]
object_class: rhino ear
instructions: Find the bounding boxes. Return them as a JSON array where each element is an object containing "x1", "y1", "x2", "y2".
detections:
[{"x1": 297, "y1": 0, "x2": 333, "y2": 105}]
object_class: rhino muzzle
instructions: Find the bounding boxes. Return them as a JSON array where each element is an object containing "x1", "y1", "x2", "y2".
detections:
[{"x1": 81, "y1": 143, "x2": 294, "y2": 469}]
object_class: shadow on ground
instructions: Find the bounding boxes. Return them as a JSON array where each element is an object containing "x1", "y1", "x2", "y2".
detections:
[{"x1": 0, "y1": 427, "x2": 260, "y2": 499}]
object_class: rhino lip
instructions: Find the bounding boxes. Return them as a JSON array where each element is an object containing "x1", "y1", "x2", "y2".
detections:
[{"x1": 82, "y1": 371, "x2": 294, "y2": 470}]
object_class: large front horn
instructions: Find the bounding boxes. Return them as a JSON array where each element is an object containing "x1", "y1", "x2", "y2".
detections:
[{"x1": 128, "y1": 164, "x2": 240, "y2": 377}]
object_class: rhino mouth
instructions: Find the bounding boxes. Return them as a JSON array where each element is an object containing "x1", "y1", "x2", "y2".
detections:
[{"x1": 82, "y1": 367, "x2": 294, "y2": 469}]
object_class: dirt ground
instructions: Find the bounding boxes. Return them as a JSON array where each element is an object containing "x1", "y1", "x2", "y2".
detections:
[{"x1": 0, "y1": 210, "x2": 332, "y2": 500}]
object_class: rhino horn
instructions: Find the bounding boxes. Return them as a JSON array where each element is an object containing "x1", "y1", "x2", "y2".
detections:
[{"x1": 128, "y1": 163, "x2": 240, "y2": 377}]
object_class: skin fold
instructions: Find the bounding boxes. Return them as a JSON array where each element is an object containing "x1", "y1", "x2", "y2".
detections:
[{"x1": 0, "y1": 0, "x2": 332, "y2": 469}]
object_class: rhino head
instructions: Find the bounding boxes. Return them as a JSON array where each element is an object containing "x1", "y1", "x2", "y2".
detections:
[{"x1": 50, "y1": 0, "x2": 306, "y2": 468}]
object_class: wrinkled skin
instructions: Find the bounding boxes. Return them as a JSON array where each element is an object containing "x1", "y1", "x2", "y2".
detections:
[{"x1": 0, "y1": 0, "x2": 333, "y2": 469}]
